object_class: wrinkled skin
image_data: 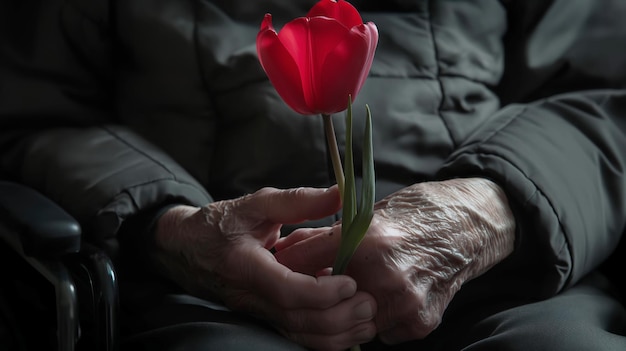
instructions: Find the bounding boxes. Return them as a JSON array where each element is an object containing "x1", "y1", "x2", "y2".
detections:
[
  {"x1": 275, "y1": 178, "x2": 516, "y2": 344},
  {"x1": 151, "y1": 186, "x2": 377, "y2": 351}
]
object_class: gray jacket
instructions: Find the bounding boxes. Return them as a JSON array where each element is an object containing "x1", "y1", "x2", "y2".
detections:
[{"x1": 1, "y1": 0, "x2": 625, "y2": 299}]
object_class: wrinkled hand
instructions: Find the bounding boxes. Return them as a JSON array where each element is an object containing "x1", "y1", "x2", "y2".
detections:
[
  {"x1": 275, "y1": 178, "x2": 516, "y2": 344},
  {"x1": 151, "y1": 186, "x2": 377, "y2": 351}
]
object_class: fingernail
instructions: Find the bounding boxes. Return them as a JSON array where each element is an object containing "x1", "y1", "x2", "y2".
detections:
[
  {"x1": 339, "y1": 282, "x2": 356, "y2": 299},
  {"x1": 354, "y1": 300, "x2": 374, "y2": 320},
  {"x1": 315, "y1": 267, "x2": 333, "y2": 277},
  {"x1": 326, "y1": 184, "x2": 339, "y2": 192}
]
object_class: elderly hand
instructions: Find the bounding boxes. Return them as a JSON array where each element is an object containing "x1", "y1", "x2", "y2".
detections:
[
  {"x1": 274, "y1": 178, "x2": 516, "y2": 344},
  {"x1": 150, "y1": 186, "x2": 377, "y2": 351}
]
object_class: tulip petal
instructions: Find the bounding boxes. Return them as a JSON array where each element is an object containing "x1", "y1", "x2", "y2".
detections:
[
  {"x1": 307, "y1": 0, "x2": 363, "y2": 30},
  {"x1": 256, "y1": 5, "x2": 378, "y2": 115},
  {"x1": 257, "y1": 14, "x2": 311, "y2": 115},
  {"x1": 315, "y1": 22, "x2": 378, "y2": 113},
  {"x1": 317, "y1": 31, "x2": 369, "y2": 113},
  {"x1": 279, "y1": 17, "x2": 353, "y2": 113},
  {"x1": 352, "y1": 22, "x2": 379, "y2": 98}
]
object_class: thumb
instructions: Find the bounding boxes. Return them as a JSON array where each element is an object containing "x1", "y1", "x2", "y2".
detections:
[{"x1": 248, "y1": 186, "x2": 341, "y2": 224}]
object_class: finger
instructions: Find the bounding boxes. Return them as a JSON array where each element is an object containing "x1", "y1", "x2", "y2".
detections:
[
  {"x1": 249, "y1": 186, "x2": 341, "y2": 224},
  {"x1": 280, "y1": 291, "x2": 376, "y2": 334},
  {"x1": 274, "y1": 226, "x2": 332, "y2": 251},
  {"x1": 316, "y1": 267, "x2": 333, "y2": 277},
  {"x1": 227, "y1": 290, "x2": 376, "y2": 351},
  {"x1": 274, "y1": 226, "x2": 341, "y2": 275},
  {"x1": 238, "y1": 246, "x2": 356, "y2": 309}
]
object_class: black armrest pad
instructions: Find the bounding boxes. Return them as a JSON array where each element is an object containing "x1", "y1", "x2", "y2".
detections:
[{"x1": 0, "y1": 181, "x2": 81, "y2": 257}]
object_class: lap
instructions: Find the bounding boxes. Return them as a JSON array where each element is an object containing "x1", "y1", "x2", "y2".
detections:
[
  {"x1": 363, "y1": 271, "x2": 626, "y2": 351},
  {"x1": 119, "y1": 271, "x2": 626, "y2": 351},
  {"x1": 461, "y1": 273, "x2": 626, "y2": 351},
  {"x1": 118, "y1": 276, "x2": 306, "y2": 351}
]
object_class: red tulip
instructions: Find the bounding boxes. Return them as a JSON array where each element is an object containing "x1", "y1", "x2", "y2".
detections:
[{"x1": 256, "y1": 0, "x2": 378, "y2": 115}]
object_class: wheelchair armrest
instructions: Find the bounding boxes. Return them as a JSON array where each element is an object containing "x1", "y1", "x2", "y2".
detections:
[{"x1": 0, "y1": 181, "x2": 81, "y2": 258}]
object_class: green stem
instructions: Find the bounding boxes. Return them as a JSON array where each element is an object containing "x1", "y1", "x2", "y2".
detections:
[
  {"x1": 350, "y1": 345, "x2": 362, "y2": 351},
  {"x1": 322, "y1": 113, "x2": 345, "y2": 201}
]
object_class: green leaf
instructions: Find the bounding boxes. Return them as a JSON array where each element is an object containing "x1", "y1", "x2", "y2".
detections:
[
  {"x1": 359, "y1": 105, "x2": 375, "y2": 222},
  {"x1": 332, "y1": 104, "x2": 375, "y2": 275},
  {"x1": 342, "y1": 97, "x2": 357, "y2": 236}
]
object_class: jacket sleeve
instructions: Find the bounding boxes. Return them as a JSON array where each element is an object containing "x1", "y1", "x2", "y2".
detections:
[
  {"x1": 438, "y1": 90, "x2": 626, "y2": 298},
  {"x1": 0, "y1": 0, "x2": 212, "y2": 241},
  {"x1": 437, "y1": 0, "x2": 626, "y2": 299}
]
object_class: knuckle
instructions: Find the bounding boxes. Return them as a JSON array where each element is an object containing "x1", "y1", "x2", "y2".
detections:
[
  {"x1": 288, "y1": 186, "x2": 306, "y2": 195},
  {"x1": 285, "y1": 187, "x2": 309, "y2": 201},
  {"x1": 255, "y1": 187, "x2": 307, "y2": 210},
  {"x1": 257, "y1": 186, "x2": 278, "y2": 194},
  {"x1": 254, "y1": 187, "x2": 278, "y2": 199}
]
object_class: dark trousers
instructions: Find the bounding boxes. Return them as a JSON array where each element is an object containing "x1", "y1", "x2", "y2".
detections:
[{"x1": 119, "y1": 271, "x2": 626, "y2": 351}]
